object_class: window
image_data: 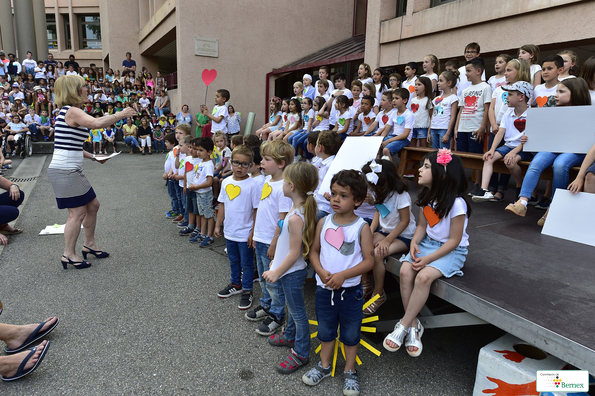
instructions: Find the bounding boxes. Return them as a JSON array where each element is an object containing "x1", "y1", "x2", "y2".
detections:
[
  {"x1": 64, "y1": 15, "x2": 71, "y2": 49},
  {"x1": 397, "y1": 0, "x2": 408, "y2": 17},
  {"x1": 431, "y1": 0, "x2": 458, "y2": 7},
  {"x1": 78, "y1": 14, "x2": 101, "y2": 49},
  {"x1": 47, "y1": 15, "x2": 57, "y2": 49},
  {"x1": 353, "y1": 0, "x2": 367, "y2": 36}
]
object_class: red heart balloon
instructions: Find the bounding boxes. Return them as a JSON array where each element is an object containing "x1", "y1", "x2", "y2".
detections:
[
  {"x1": 513, "y1": 118, "x2": 526, "y2": 133},
  {"x1": 201, "y1": 69, "x2": 217, "y2": 86}
]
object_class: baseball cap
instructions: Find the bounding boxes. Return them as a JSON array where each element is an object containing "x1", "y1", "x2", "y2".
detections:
[
  {"x1": 502, "y1": 81, "x2": 533, "y2": 98},
  {"x1": 0, "y1": 51, "x2": 5, "y2": 56}
]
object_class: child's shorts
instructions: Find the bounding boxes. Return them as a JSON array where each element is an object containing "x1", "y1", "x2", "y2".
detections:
[
  {"x1": 411, "y1": 127, "x2": 429, "y2": 139},
  {"x1": 92, "y1": 136, "x2": 101, "y2": 142},
  {"x1": 186, "y1": 190, "x2": 199, "y2": 214},
  {"x1": 197, "y1": 190, "x2": 215, "y2": 219},
  {"x1": 269, "y1": 123, "x2": 280, "y2": 132},
  {"x1": 383, "y1": 137, "x2": 410, "y2": 156},
  {"x1": 495, "y1": 145, "x2": 534, "y2": 162},
  {"x1": 377, "y1": 230, "x2": 411, "y2": 249},
  {"x1": 315, "y1": 284, "x2": 364, "y2": 346},
  {"x1": 400, "y1": 235, "x2": 467, "y2": 278},
  {"x1": 587, "y1": 161, "x2": 595, "y2": 175}
]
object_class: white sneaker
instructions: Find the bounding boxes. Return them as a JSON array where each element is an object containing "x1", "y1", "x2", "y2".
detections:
[
  {"x1": 294, "y1": 154, "x2": 302, "y2": 163},
  {"x1": 472, "y1": 190, "x2": 495, "y2": 202},
  {"x1": 381, "y1": 155, "x2": 391, "y2": 161}
]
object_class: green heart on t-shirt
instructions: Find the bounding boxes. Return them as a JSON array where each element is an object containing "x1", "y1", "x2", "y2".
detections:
[{"x1": 338, "y1": 118, "x2": 346, "y2": 126}]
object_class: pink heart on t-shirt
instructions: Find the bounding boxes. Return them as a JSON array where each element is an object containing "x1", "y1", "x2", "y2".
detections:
[
  {"x1": 325, "y1": 227, "x2": 344, "y2": 251},
  {"x1": 290, "y1": 115, "x2": 296, "y2": 123}
]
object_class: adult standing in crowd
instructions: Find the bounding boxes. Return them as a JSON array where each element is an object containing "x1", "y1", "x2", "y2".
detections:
[
  {"x1": 154, "y1": 90, "x2": 170, "y2": 117},
  {"x1": 6, "y1": 54, "x2": 21, "y2": 81},
  {"x1": 64, "y1": 54, "x2": 79, "y2": 73},
  {"x1": 176, "y1": 104, "x2": 192, "y2": 128},
  {"x1": 47, "y1": 74, "x2": 135, "y2": 269},
  {"x1": 0, "y1": 174, "x2": 25, "y2": 246},
  {"x1": 0, "y1": 52, "x2": 8, "y2": 81},
  {"x1": 122, "y1": 52, "x2": 136, "y2": 73},
  {"x1": 44, "y1": 53, "x2": 57, "y2": 67}
]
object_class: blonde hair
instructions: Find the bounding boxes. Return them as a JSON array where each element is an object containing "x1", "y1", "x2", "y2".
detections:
[
  {"x1": 293, "y1": 81, "x2": 304, "y2": 90},
  {"x1": 283, "y1": 162, "x2": 319, "y2": 259},
  {"x1": 424, "y1": 54, "x2": 441, "y2": 75},
  {"x1": 359, "y1": 63, "x2": 372, "y2": 79},
  {"x1": 213, "y1": 131, "x2": 227, "y2": 144},
  {"x1": 54, "y1": 75, "x2": 86, "y2": 108},
  {"x1": 507, "y1": 58, "x2": 531, "y2": 83},
  {"x1": 175, "y1": 123, "x2": 191, "y2": 135},
  {"x1": 363, "y1": 82, "x2": 376, "y2": 98},
  {"x1": 231, "y1": 144, "x2": 254, "y2": 162},
  {"x1": 260, "y1": 140, "x2": 294, "y2": 166},
  {"x1": 558, "y1": 50, "x2": 579, "y2": 76}
]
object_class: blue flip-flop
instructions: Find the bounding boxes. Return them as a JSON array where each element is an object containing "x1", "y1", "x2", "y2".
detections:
[
  {"x1": 2, "y1": 341, "x2": 51, "y2": 382},
  {"x1": 4, "y1": 318, "x2": 59, "y2": 354}
]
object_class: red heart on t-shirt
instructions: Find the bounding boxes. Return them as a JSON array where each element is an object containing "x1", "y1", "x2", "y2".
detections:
[
  {"x1": 513, "y1": 118, "x2": 526, "y2": 133},
  {"x1": 408, "y1": 85, "x2": 415, "y2": 93},
  {"x1": 535, "y1": 96, "x2": 548, "y2": 107},
  {"x1": 411, "y1": 104, "x2": 419, "y2": 113},
  {"x1": 382, "y1": 115, "x2": 389, "y2": 124},
  {"x1": 364, "y1": 116, "x2": 371, "y2": 124},
  {"x1": 423, "y1": 206, "x2": 440, "y2": 228},
  {"x1": 464, "y1": 96, "x2": 478, "y2": 107},
  {"x1": 185, "y1": 161, "x2": 193, "y2": 172}
]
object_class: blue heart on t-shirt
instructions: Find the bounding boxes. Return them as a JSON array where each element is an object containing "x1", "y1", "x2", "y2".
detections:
[
  {"x1": 278, "y1": 219, "x2": 284, "y2": 235},
  {"x1": 435, "y1": 106, "x2": 443, "y2": 115},
  {"x1": 502, "y1": 91, "x2": 508, "y2": 104},
  {"x1": 396, "y1": 116, "x2": 405, "y2": 125},
  {"x1": 375, "y1": 203, "x2": 390, "y2": 218},
  {"x1": 304, "y1": 115, "x2": 309, "y2": 122}
]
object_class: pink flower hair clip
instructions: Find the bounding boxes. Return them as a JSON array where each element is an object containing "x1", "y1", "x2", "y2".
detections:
[{"x1": 436, "y1": 148, "x2": 453, "y2": 170}]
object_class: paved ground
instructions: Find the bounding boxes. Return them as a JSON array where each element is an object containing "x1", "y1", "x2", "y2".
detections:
[{"x1": 0, "y1": 153, "x2": 508, "y2": 395}]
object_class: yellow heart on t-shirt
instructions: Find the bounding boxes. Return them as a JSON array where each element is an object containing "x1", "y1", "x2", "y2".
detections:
[
  {"x1": 261, "y1": 183, "x2": 272, "y2": 200},
  {"x1": 226, "y1": 184, "x2": 241, "y2": 200}
]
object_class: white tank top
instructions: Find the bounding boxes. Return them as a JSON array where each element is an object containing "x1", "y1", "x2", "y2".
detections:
[
  {"x1": 316, "y1": 214, "x2": 366, "y2": 290},
  {"x1": 270, "y1": 207, "x2": 307, "y2": 276}
]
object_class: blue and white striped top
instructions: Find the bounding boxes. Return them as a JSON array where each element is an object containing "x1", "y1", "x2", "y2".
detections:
[{"x1": 49, "y1": 106, "x2": 89, "y2": 170}]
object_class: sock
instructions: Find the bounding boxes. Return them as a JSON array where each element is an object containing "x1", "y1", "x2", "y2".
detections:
[
  {"x1": 520, "y1": 200, "x2": 528, "y2": 207},
  {"x1": 188, "y1": 224, "x2": 195, "y2": 230}
]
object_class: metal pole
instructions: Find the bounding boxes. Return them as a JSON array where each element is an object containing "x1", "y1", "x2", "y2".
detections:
[{"x1": 0, "y1": 0, "x2": 16, "y2": 55}]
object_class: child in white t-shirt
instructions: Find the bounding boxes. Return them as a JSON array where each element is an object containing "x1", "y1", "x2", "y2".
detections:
[
  {"x1": 367, "y1": 91, "x2": 396, "y2": 138},
  {"x1": 488, "y1": 54, "x2": 512, "y2": 91},
  {"x1": 532, "y1": 55, "x2": 564, "y2": 108},
  {"x1": 361, "y1": 160, "x2": 416, "y2": 315},
  {"x1": 215, "y1": 145, "x2": 260, "y2": 310},
  {"x1": 351, "y1": 95, "x2": 376, "y2": 136},
  {"x1": 381, "y1": 89, "x2": 414, "y2": 158},
  {"x1": 188, "y1": 137, "x2": 216, "y2": 246},
  {"x1": 421, "y1": 54, "x2": 439, "y2": 93},
  {"x1": 332, "y1": 95, "x2": 355, "y2": 138},
  {"x1": 313, "y1": 131, "x2": 343, "y2": 219},
  {"x1": 518, "y1": 44, "x2": 542, "y2": 87},
  {"x1": 409, "y1": 77, "x2": 434, "y2": 148},
  {"x1": 138, "y1": 92, "x2": 151, "y2": 117},
  {"x1": 164, "y1": 132, "x2": 182, "y2": 218},
  {"x1": 430, "y1": 71, "x2": 459, "y2": 149},
  {"x1": 402, "y1": 62, "x2": 419, "y2": 96},
  {"x1": 202, "y1": 89, "x2": 230, "y2": 134}
]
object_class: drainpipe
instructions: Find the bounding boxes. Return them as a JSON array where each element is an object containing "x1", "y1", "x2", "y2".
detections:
[{"x1": 265, "y1": 70, "x2": 273, "y2": 122}]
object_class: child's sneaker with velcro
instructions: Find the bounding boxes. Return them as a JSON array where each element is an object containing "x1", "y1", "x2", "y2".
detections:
[
  {"x1": 245, "y1": 305, "x2": 269, "y2": 321},
  {"x1": 256, "y1": 315, "x2": 283, "y2": 336},
  {"x1": 177, "y1": 220, "x2": 189, "y2": 228},
  {"x1": 172, "y1": 215, "x2": 184, "y2": 222},
  {"x1": 190, "y1": 228, "x2": 201, "y2": 238},
  {"x1": 238, "y1": 290, "x2": 253, "y2": 310},
  {"x1": 276, "y1": 348, "x2": 309, "y2": 374},
  {"x1": 302, "y1": 362, "x2": 332, "y2": 386},
  {"x1": 199, "y1": 236, "x2": 214, "y2": 247},
  {"x1": 268, "y1": 333, "x2": 294, "y2": 348},
  {"x1": 343, "y1": 370, "x2": 361, "y2": 396},
  {"x1": 189, "y1": 233, "x2": 204, "y2": 243},
  {"x1": 165, "y1": 210, "x2": 175, "y2": 218},
  {"x1": 217, "y1": 283, "x2": 242, "y2": 298},
  {"x1": 179, "y1": 227, "x2": 194, "y2": 236}
]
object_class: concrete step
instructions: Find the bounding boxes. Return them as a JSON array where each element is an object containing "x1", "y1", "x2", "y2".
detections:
[{"x1": 32, "y1": 141, "x2": 135, "y2": 154}]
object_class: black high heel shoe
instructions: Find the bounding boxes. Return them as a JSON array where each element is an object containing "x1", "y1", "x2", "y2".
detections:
[
  {"x1": 82, "y1": 246, "x2": 110, "y2": 259},
  {"x1": 61, "y1": 256, "x2": 91, "y2": 270}
]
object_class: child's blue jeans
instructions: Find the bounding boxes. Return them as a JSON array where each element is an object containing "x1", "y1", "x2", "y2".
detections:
[
  {"x1": 519, "y1": 152, "x2": 585, "y2": 200},
  {"x1": 255, "y1": 242, "x2": 285, "y2": 320},
  {"x1": 226, "y1": 238, "x2": 254, "y2": 290},
  {"x1": 280, "y1": 267, "x2": 310, "y2": 358},
  {"x1": 175, "y1": 183, "x2": 186, "y2": 216},
  {"x1": 154, "y1": 140, "x2": 165, "y2": 151},
  {"x1": 167, "y1": 179, "x2": 181, "y2": 214},
  {"x1": 430, "y1": 128, "x2": 450, "y2": 149}
]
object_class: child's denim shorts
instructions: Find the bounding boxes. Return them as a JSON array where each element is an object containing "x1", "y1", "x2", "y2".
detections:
[
  {"x1": 400, "y1": 235, "x2": 467, "y2": 278},
  {"x1": 196, "y1": 190, "x2": 214, "y2": 219},
  {"x1": 315, "y1": 284, "x2": 364, "y2": 346},
  {"x1": 411, "y1": 127, "x2": 429, "y2": 139}
]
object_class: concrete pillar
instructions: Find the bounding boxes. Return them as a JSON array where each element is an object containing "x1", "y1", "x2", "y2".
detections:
[
  {"x1": 13, "y1": 0, "x2": 37, "y2": 60},
  {"x1": 32, "y1": 0, "x2": 48, "y2": 61},
  {"x1": 54, "y1": 0, "x2": 63, "y2": 53},
  {"x1": 0, "y1": 0, "x2": 16, "y2": 55},
  {"x1": 139, "y1": 0, "x2": 150, "y2": 28},
  {"x1": 68, "y1": 0, "x2": 76, "y2": 52}
]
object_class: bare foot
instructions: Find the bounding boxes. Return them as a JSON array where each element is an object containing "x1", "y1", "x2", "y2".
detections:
[
  {"x1": 4, "y1": 318, "x2": 58, "y2": 350},
  {"x1": 0, "y1": 340, "x2": 47, "y2": 378},
  {"x1": 82, "y1": 242, "x2": 101, "y2": 252}
]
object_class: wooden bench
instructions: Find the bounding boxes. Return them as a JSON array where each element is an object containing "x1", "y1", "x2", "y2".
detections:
[{"x1": 396, "y1": 146, "x2": 580, "y2": 181}]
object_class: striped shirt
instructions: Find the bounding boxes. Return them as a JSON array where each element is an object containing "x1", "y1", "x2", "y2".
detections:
[{"x1": 49, "y1": 106, "x2": 89, "y2": 170}]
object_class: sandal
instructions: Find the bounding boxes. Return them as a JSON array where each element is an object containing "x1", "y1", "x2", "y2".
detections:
[
  {"x1": 383, "y1": 320, "x2": 409, "y2": 352},
  {"x1": 537, "y1": 208, "x2": 549, "y2": 227},
  {"x1": 363, "y1": 291, "x2": 386, "y2": 316},
  {"x1": 0, "y1": 228, "x2": 22, "y2": 235},
  {"x1": 362, "y1": 280, "x2": 373, "y2": 300},
  {"x1": 405, "y1": 318, "x2": 424, "y2": 357},
  {"x1": 489, "y1": 191, "x2": 505, "y2": 202}
]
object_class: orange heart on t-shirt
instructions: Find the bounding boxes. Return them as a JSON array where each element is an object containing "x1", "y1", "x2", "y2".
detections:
[
  {"x1": 363, "y1": 116, "x2": 371, "y2": 124},
  {"x1": 535, "y1": 96, "x2": 548, "y2": 107},
  {"x1": 423, "y1": 206, "x2": 440, "y2": 227},
  {"x1": 408, "y1": 85, "x2": 415, "y2": 93},
  {"x1": 411, "y1": 103, "x2": 419, "y2": 113}
]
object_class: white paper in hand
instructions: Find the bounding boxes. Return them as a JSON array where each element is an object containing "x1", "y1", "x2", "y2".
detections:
[{"x1": 542, "y1": 189, "x2": 595, "y2": 247}]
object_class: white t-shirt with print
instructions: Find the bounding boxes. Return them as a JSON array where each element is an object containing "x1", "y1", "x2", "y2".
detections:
[
  {"x1": 377, "y1": 108, "x2": 397, "y2": 136},
  {"x1": 530, "y1": 64, "x2": 542, "y2": 85},
  {"x1": 458, "y1": 82, "x2": 492, "y2": 133},
  {"x1": 402, "y1": 77, "x2": 418, "y2": 95},
  {"x1": 177, "y1": 153, "x2": 187, "y2": 187},
  {"x1": 410, "y1": 96, "x2": 432, "y2": 128},
  {"x1": 431, "y1": 94, "x2": 458, "y2": 129},
  {"x1": 378, "y1": 191, "x2": 416, "y2": 238},
  {"x1": 217, "y1": 176, "x2": 260, "y2": 242},
  {"x1": 193, "y1": 159, "x2": 215, "y2": 194},
  {"x1": 425, "y1": 197, "x2": 469, "y2": 247},
  {"x1": 336, "y1": 108, "x2": 355, "y2": 135},
  {"x1": 500, "y1": 107, "x2": 528, "y2": 148},
  {"x1": 211, "y1": 105, "x2": 229, "y2": 133},
  {"x1": 488, "y1": 75, "x2": 506, "y2": 91},
  {"x1": 285, "y1": 112, "x2": 301, "y2": 131},
  {"x1": 386, "y1": 109, "x2": 414, "y2": 139},
  {"x1": 302, "y1": 109, "x2": 315, "y2": 130},
  {"x1": 422, "y1": 73, "x2": 438, "y2": 84},
  {"x1": 357, "y1": 111, "x2": 376, "y2": 134},
  {"x1": 532, "y1": 83, "x2": 558, "y2": 108},
  {"x1": 253, "y1": 177, "x2": 293, "y2": 245},
  {"x1": 139, "y1": 97, "x2": 150, "y2": 108},
  {"x1": 314, "y1": 155, "x2": 335, "y2": 214},
  {"x1": 313, "y1": 110, "x2": 330, "y2": 131},
  {"x1": 252, "y1": 173, "x2": 266, "y2": 191},
  {"x1": 185, "y1": 157, "x2": 201, "y2": 189}
]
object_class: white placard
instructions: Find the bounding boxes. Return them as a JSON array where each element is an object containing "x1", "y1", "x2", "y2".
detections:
[
  {"x1": 195, "y1": 37, "x2": 218, "y2": 58},
  {"x1": 318, "y1": 136, "x2": 383, "y2": 196},
  {"x1": 39, "y1": 224, "x2": 83, "y2": 235},
  {"x1": 542, "y1": 189, "x2": 595, "y2": 247},
  {"x1": 524, "y1": 106, "x2": 595, "y2": 153}
]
